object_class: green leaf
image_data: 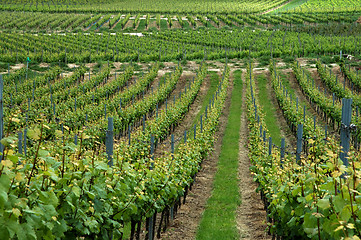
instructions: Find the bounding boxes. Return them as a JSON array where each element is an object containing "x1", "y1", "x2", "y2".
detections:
[
  {"x1": 0, "y1": 224, "x2": 10, "y2": 240},
  {"x1": 38, "y1": 149, "x2": 49, "y2": 158},
  {"x1": 305, "y1": 193, "x2": 313, "y2": 202},
  {"x1": 94, "y1": 198, "x2": 103, "y2": 212},
  {"x1": 0, "y1": 174, "x2": 10, "y2": 190},
  {"x1": 340, "y1": 205, "x2": 352, "y2": 222},
  {"x1": 318, "y1": 198, "x2": 331, "y2": 210},
  {"x1": 86, "y1": 191, "x2": 95, "y2": 200},
  {"x1": 55, "y1": 130, "x2": 64, "y2": 138},
  {"x1": 44, "y1": 169, "x2": 59, "y2": 182},
  {"x1": 0, "y1": 190, "x2": 8, "y2": 208},
  {"x1": 52, "y1": 219, "x2": 68, "y2": 237},
  {"x1": 303, "y1": 212, "x2": 319, "y2": 237},
  {"x1": 8, "y1": 155, "x2": 19, "y2": 164},
  {"x1": 41, "y1": 205, "x2": 57, "y2": 221},
  {"x1": 320, "y1": 181, "x2": 335, "y2": 192},
  {"x1": 95, "y1": 162, "x2": 108, "y2": 171},
  {"x1": 12, "y1": 208, "x2": 21, "y2": 218},
  {"x1": 333, "y1": 195, "x2": 347, "y2": 212},
  {"x1": 4, "y1": 218, "x2": 21, "y2": 238},
  {"x1": 72, "y1": 186, "x2": 81, "y2": 197},
  {"x1": 40, "y1": 191, "x2": 59, "y2": 207},
  {"x1": 27, "y1": 128, "x2": 41, "y2": 140},
  {"x1": 0, "y1": 136, "x2": 16, "y2": 147}
]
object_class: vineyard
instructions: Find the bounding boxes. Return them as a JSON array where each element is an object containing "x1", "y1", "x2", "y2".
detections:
[{"x1": 1, "y1": 0, "x2": 361, "y2": 240}]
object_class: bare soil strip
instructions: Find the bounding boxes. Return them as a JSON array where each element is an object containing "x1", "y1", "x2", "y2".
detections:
[
  {"x1": 154, "y1": 73, "x2": 210, "y2": 157},
  {"x1": 236, "y1": 70, "x2": 271, "y2": 240}
]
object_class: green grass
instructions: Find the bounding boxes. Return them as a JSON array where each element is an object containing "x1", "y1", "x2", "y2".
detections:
[
  {"x1": 255, "y1": 74, "x2": 282, "y2": 145},
  {"x1": 112, "y1": 21, "x2": 126, "y2": 31},
  {"x1": 88, "y1": 24, "x2": 97, "y2": 31},
  {"x1": 205, "y1": 21, "x2": 215, "y2": 29},
  {"x1": 182, "y1": 21, "x2": 191, "y2": 30},
  {"x1": 160, "y1": 19, "x2": 168, "y2": 31},
  {"x1": 137, "y1": 19, "x2": 146, "y2": 31},
  {"x1": 28, "y1": 63, "x2": 50, "y2": 72},
  {"x1": 196, "y1": 70, "x2": 243, "y2": 240}
]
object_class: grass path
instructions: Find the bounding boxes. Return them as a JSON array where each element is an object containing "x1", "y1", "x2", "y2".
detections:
[
  {"x1": 196, "y1": 70, "x2": 243, "y2": 239},
  {"x1": 255, "y1": 73, "x2": 283, "y2": 145}
]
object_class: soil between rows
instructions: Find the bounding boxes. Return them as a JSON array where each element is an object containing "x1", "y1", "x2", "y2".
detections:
[
  {"x1": 154, "y1": 72, "x2": 211, "y2": 157},
  {"x1": 236, "y1": 69, "x2": 271, "y2": 240}
]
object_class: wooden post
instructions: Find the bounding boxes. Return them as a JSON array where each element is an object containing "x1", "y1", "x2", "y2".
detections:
[
  {"x1": 171, "y1": 134, "x2": 174, "y2": 160},
  {"x1": 24, "y1": 128, "x2": 27, "y2": 157},
  {"x1": 143, "y1": 115, "x2": 145, "y2": 132},
  {"x1": 254, "y1": 104, "x2": 257, "y2": 120},
  {"x1": 148, "y1": 213, "x2": 154, "y2": 240},
  {"x1": 150, "y1": 135, "x2": 154, "y2": 169},
  {"x1": 296, "y1": 124, "x2": 303, "y2": 163},
  {"x1": 280, "y1": 138, "x2": 285, "y2": 167},
  {"x1": 156, "y1": 103, "x2": 159, "y2": 119},
  {"x1": 106, "y1": 117, "x2": 114, "y2": 166},
  {"x1": 26, "y1": 61, "x2": 29, "y2": 79},
  {"x1": 18, "y1": 132, "x2": 23, "y2": 154},
  {"x1": 263, "y1": 130, "x2": 266, "y2": 142},
  {"x1": 340, "y1": 98, "x2": 352, "y2": 166},
  {"x1": 260, "y1": 125, "x2": 263, "y2": 138},
  {"x1": 268, "y1": 137, "x2": 272, "y2": 156}
]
